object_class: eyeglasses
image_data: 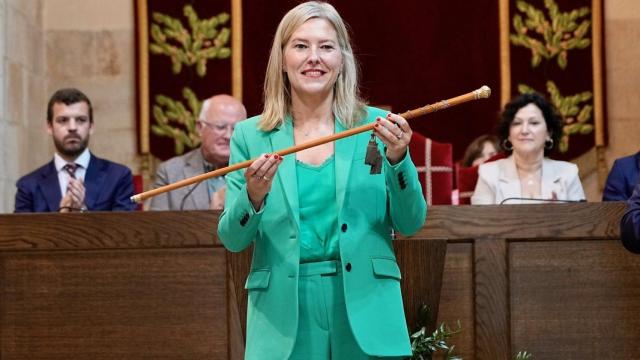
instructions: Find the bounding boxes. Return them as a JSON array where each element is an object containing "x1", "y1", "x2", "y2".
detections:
[{"x1": 198, "y1": 120, "x2": 235, "y2": 133}]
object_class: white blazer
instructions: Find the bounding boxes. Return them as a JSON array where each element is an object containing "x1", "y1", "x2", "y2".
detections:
[{"x1": 471, "y1": 156, "x2": 586, "y2": 204}]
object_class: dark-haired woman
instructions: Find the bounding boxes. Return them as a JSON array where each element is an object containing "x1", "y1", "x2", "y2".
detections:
[{"x1": 471, "y1": 93, "x2": 585, "y2": 204}]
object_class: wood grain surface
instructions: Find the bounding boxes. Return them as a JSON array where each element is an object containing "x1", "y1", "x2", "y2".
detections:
[
  {"x1": 0, "y1": 202, "x2": 635, "y2": 359},
  {"x1": 0, "y1": 211, "x2": 225, "y2": 360}
]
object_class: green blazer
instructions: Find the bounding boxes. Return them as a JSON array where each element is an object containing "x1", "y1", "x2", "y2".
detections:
[{"x1": 218, "y1": 107, "x2": 427, "y2": 359}]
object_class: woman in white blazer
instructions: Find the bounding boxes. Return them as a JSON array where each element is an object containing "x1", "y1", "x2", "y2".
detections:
[{"x1": 472, "y1": 93, "x2": 585, "y2": 204}]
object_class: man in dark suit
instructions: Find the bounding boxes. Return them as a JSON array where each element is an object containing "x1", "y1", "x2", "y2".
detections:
[
  {"x1": 148, "y1": 94, "x2": 246, "y2": 210},
  {"x1": 603, "y1": 151, "x2": 640, "y2": 201},
  {"x1": 621, "y1": 182, "x2": 640, "y2": 253},
  {"x1": 14, "y1": 88, "x2": 135, "y2": 213}
]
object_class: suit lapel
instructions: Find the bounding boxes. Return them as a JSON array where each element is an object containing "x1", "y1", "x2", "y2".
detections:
[
  {"x1": 184, "y1": 150, "x2": 210, "y2": 209},
  {"x1": 84, "y1": 154, "x2": 106, "y2": 209},
  {"x1": 498, "y1": 156, "x2": 521, "y2": 201},
  {"x1": 334, "y1": 119, "x2": 357, "y2": 212},
  {"x1": 270, "y1": 117, "x2": 300, "y2": 228},
  {"x1": 541, "y1": 158, "x2": 560, "y2": 198},
  {"x1": 38, "y1": 161, "x2": 62, "y2": 211}
]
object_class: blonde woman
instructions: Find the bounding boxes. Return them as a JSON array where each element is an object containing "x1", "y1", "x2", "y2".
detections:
[{"x1": 217, "y1": 2, "x2": 426, "y2": 359}]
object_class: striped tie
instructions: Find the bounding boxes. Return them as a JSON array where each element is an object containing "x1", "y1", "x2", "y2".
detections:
[{"x1": 63, "y1": 163, "x2": 77, "y2": 179}]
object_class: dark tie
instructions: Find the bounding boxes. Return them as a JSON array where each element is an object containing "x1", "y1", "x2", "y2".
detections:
[{"x1": 63, "y1": 163, "x2": 77, "y2": 179}]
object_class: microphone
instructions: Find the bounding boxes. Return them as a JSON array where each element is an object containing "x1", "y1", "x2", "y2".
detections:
[
  {"x1": 499, "y1": 197, "x2": 587, "y2": 205},
  {"x1": 179, "y1": 180, "x2": 204, "y2": 210}
]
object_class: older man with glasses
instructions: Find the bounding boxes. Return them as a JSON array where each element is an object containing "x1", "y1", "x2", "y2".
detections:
[{"x1": 149, "y1": 94, "x2": 247, "y2": 211}]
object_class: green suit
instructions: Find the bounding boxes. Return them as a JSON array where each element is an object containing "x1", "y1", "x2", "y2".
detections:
[{"x1": 218, "y1": 107, "x2": 427, "y2": 359}]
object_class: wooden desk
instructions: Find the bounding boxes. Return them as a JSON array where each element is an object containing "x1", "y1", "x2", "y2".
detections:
[
  {"x1": 417, "y1": 202, "x2": 638, "y2": 359},
  {"x1": 1, "y1": 202, "x2": 636, "y2": 359},
  {"x1": 0, "y1": 211, "x2": 224, "y2": 360}
]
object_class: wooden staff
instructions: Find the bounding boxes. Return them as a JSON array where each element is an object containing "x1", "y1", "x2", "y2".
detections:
[{"x1": 131, "y1": 85, "x2": 491, "y2": 203}]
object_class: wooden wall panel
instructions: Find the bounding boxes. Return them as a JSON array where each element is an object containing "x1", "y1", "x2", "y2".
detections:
[
  {"x1": 0, "y1": 211, "x2": 226, "y2": 360},
  {"x1": 395, "y1": 239, "x2": 447, "y2": 334},
  {"x1": 436, "y1": 242, "x2": 475, "y2": 359},
  {"x1": 416, "y1": 202, "x2": 631, "y2": 360},
  {"x1": 510, "y1": 240, "x2": 640, "y2": 359},
  {"x1": 0, "y1": 248, "x2": 227, "y2": 360},
  {"x1": 474, "y1": 237, "x2": 510, "y2": 360}
]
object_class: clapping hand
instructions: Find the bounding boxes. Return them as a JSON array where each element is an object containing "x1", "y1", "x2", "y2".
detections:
[{"x1": 59, "y1": 178, "x2": 86, "y2": 212}]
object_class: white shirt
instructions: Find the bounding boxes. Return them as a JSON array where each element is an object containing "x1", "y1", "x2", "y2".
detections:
[{"x1": 54, "y1": 148, "x2": 91, "y2": 196}]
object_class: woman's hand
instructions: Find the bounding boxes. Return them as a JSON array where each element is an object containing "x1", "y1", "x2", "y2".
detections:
[
  {"x1": 373, "y1": 113, "x2": 412, "y2": 165},
  {"x1": 245, "y1": 153, "x2": 283, "y2": 210}
]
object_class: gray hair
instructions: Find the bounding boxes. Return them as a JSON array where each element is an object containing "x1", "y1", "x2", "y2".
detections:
[{"x1": 198, "y1": 99, "x2": 211, "y2": 120}]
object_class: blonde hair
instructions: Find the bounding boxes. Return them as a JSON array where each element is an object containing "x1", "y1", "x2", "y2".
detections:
[{"x1": 259, "y1": 1, "x2": 365, "y2": 130}]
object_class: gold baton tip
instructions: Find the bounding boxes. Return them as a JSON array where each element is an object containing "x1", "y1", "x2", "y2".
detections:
[{"x1": 476, "y1": 85, "x2": 491, "y2": 99}]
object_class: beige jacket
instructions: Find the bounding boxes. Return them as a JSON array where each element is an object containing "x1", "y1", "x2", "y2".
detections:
[{"x1": 471, "y1": 155, "x2": 586, "y2": 204}]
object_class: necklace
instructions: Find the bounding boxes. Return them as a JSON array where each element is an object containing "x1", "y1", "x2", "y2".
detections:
[
  {"x1": 525, "y1": 175, "x2": 536, "y2": 186},
  {"x1": 294, "y1": 119, "x2": 333, "y2": 137},
  {"x1": 516, "y1": 163, "x2": 541, "y2": 189}
]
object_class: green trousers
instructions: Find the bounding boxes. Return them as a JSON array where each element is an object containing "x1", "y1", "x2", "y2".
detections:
[{"x1": 289, "y1": 260, "x2": 403, "y2": 360}]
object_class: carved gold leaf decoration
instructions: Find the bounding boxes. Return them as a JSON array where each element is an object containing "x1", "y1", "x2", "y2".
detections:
[
  {"x1": 510, "y1": 0, "x2": 590, "y2": 69},
  {"x1": 149, "y1": 5, "x2": 231, "y2": 77},
  {"x1": 151, "y1": 87, "x2": 203, "y2": 154}
]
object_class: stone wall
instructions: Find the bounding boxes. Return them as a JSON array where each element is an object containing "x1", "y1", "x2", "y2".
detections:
[
  {"x1": 581, "y1": 0, "x2": 640, "y2": 201},
  {"x1": 0, "y1": 0, "x2": 45, "y2": 212},
  {"x1": 44, "y1": 0, "x2": 137, "y2": 175}
]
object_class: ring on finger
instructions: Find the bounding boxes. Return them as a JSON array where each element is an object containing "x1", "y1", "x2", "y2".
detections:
[
  {"x1": 396, "y1": 130, "x2": 404, "y2": 139},
  {"x1": 263, "y1": 175, "x2": 271, "y2": 181}
]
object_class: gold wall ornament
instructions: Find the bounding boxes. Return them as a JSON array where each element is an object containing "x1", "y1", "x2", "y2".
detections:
[
  {"x1": 149, "y1": 5, "x2": 231, "y2": 77},
  {"x1": 151, "y1": 87, "x2": 203, "y2": 155},
  {"x1": 519, "y1": 81, "x2": 593, "y2": 153},
  {"x1": 510, "y1": 0, "x2": 591, "y2": 69}
]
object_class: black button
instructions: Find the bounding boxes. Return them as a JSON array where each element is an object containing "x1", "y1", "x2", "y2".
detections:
[
  {"x1": 341, "y1": 223, "x2": 348, "y2": 232},
  {"x1": 345, "y1": 263, "x2": 352, "y2": 272},
  {"x1": 240, "y1": 213, "x2": 250, "y2": 226}
]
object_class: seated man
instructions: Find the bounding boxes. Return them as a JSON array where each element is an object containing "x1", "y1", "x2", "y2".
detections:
[
  {"x1": 603, "y1": 151, "x2": 640, "y2": 201},
  {"x1": 621, "y1": 182, "x2": 640, "y2": 253},
  {"x1": 15, "y1": 88, "x2": 136, "y2": 212},
  {"x1": 149, "y1": 94, "x2": 247, "y2": 210}
]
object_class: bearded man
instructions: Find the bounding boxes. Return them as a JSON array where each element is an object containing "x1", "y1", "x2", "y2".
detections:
[{"x1": 14, "y1": 88, "x2": 135, "y2": 212}]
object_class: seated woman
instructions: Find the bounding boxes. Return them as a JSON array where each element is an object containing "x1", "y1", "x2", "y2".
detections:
[
  {"x1": 461, "y1": 134, "x2": 499, "y2": 168},
  {"x1": 471, "y1": 93, "x2": 586, "y2": 204}
]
